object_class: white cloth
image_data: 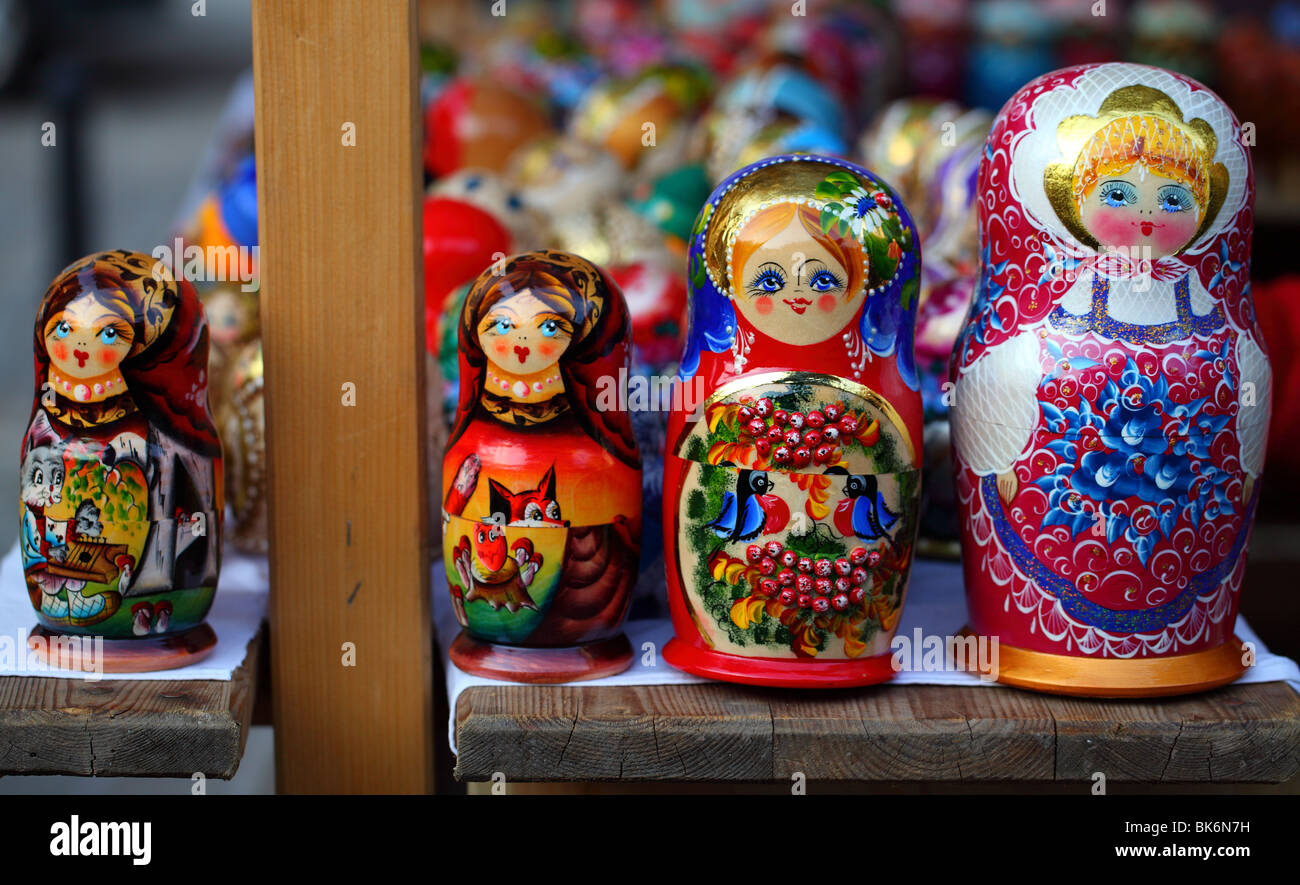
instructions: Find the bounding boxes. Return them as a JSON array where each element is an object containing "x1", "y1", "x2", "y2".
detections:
[
  {"x1": 436, "y1": 558, "x2": 1300, "y2": 755},
  {"x1": 0, "y1": 542, "x2": 268, "y2": 681}
]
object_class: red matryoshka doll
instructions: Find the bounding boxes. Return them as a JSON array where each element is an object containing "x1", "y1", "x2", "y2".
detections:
[
  {"x1": 442, "y1": 251, "x2": 642, "y2": 682},
  {"x1": 663, "y1": 155, "x2": 924, "y2": 687},
  {"x1": 20, "y1": 250, "x2": 223, "y2": 671},
  {"x1": 950, "y1": 64, "x2": 1270, "y2": 696}
]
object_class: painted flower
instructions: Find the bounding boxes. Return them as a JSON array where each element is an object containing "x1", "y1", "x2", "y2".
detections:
[
  {"x1": 1034, "y1": 355, "x2": 1233, "y2": 561},
  {"x1": 828, "y1": 185, "x2": 895, "y2": 239}
]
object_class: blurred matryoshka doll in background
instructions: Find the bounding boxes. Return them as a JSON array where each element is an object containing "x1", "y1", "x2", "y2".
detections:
[
  {"x1": 441, "y1": 251, "x2": 642, "y2": 682},
  {"x1": 860, "y1": 98, "x2": 992, "y2": 555},
  {"x1": 950, "y1": 63, "x2": 1270, "y2": 696},
  {"x1": 663, "y1": 155, "x2": 923, "y2": 687}
]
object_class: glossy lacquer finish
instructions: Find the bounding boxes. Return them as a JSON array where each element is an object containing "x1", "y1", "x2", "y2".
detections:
[
  {"x1": 662, "y1": 155, "x2": 924, "y2": 688},
  {"x1": 20, "y1": 250, "x2": 222, "y2": 672},
  {"x1": 441, "y1": 250, "x2": 642, "y2": 683},
  {"x1": 949, "y1": 63, "x2": 1270, "y2": 696}
]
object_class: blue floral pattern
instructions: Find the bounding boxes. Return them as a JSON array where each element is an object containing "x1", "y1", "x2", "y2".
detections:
[{"x1": 1034, "y1": 355, "x2": 1234, "y2": 567}]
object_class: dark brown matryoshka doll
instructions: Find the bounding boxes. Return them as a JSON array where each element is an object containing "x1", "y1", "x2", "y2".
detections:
[
  {"x1": 663, "y1": 155, "x2": 924, "y2": 687},
  {"x1": 20, "y1": 250, "x2": 223, "y2": 672},
  {"x1": 950, "y1": 63, "x2": 1269, "y2": 696},
  {"x1": 442, "y1": 251, "x2": 642, "y2": 683}
]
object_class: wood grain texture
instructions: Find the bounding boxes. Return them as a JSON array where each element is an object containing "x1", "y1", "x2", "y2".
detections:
[
  {"x1": 252, "y1": 0, "x2": 434, "y2": 793},
  {"x1": 0, "y1": 626, "x2": 263, "y2": 778},
  {"x1": 455, "y1": 681, "x2": 1300, "y2": 784}
]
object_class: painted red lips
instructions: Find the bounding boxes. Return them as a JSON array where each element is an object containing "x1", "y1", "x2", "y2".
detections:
[
  {"x1": 783, "y1": 297, "x2": 812, "y2": 315},
  {"x1": 514, "y1": 345, "x2": 530, "y2": 364},
  {"x1": 73, "y1": 349, "x2": 89, "y2": 368}
]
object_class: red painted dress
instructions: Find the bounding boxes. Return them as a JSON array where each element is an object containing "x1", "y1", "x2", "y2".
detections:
[{"x1": 950, "y1": 64, "x2": 1270, "y2": 663}]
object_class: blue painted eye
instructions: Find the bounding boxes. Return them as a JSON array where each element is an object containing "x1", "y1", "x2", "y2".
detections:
[
  {"x1": 1099, "y1": 180, "x2": 1138, "y2": 207},
  {"x1": 810, "y1": 270, "x2": 842, "y2": 292},
  {"x1": 1156, "y1": 184, "x2": 1194, "y2": 213},
  {"x1": 465, "y1": 175, "x2": 481, "y2": 190},
  {"x1": 99, "y1": 327, "x2": 118, "y2": 345},
  {"x1": 540, "y1": 319, "x2": 560, "y2": 338},
  {"x1": 491, "y1": 318, "x2": 512, "y2": 335},
  {"x1": 54, "y1": 321, "x2": 71, "y2": 339},
  {"x1": 506, "y1": 193, "x2": 523, "y2": 210},
  {"x1": 750, "y1": 268, "x2": 785, "y2": 293}
]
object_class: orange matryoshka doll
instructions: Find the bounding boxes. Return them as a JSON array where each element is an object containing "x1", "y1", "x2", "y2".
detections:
[
  {"x1": 663, "y1": 155, "x2": 924, "y2": 688},
  {"x1": 20, "y1": 250, "x2": 223, "y2": 672},
  {"x1": 950, "y1": 63, "x2": 1270, "y2": 696},
  {"x1": 441, "y1": 251, "x2": 642, "y2": 682}
]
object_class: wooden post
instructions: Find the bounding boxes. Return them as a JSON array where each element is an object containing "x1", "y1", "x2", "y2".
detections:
[{"x1": 252, "y1": 0, "x2": 433, "y2": 793}]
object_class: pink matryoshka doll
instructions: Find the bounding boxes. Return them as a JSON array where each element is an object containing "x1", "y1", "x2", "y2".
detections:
[
  {"x1": 441, "y1": 251, "x2": 642, "y2": 682},
  {"x1": 20, "y1": 250, "x2": 223, "y2": 671},
  {"x1": 663, "y1": 155, "x2": 924, "y2": 688},
  {"x1": 950, "y1": 63, "x2": 1270, "y2": 696}
]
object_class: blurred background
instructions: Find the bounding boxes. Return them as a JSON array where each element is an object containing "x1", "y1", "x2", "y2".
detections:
[
  {"x1": 1, "y1": 0, "x2": 1299, "y2": 792},
  {"x1": 0, "y1": 0, "x2": 252, "y2": 550}
]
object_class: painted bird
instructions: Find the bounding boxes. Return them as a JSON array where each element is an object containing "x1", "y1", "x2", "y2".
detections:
[
  {"x1": 828, "y1": 468, "x2": 900, "y2": 543},
  {"x1": 706, "y1": 469, "x2": 790, "y2": 542},
  {"x1": 451, "y1": 524, "x2": 543, "y2": 613}
]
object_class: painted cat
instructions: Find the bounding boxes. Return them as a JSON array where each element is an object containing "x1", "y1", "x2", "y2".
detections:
[
  {"x1": 19, "y1": 443, "x2": 79, "y2": 618},
  {"x1": 486, "y1": 465, "x2": 567, "y2": 527}
]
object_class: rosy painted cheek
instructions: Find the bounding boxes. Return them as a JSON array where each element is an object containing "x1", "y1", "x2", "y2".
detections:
[
  {"x1": 98, "y1": 348, "x2": 120, "y2": 367},
  {"x1": 538, "y1": 342, "x2": 555, "y2": 358},
  {"x1": 52, "y1": 343, "x2": 67, "y2": 362},
  {"x1": 753, "y1": 296, "x2": 774, "y2": 316},
  {"x1": 1088, "y1": 207, "x2": 1138, "y2": 248},
  {"x1": 817, "y1": 294, "x2": 837, "y2": 313},
  {"x1": 1153, "y1": 217, "x2": 1197, "y2": 254},
  {"x1": 493, "y1": 341, "x2": 508, "y2": 356}
]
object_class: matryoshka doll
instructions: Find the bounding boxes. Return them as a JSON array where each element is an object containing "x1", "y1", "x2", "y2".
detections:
[
  {"x1": 442, "y1": 251, "x2": 642, "y2": 682},
  {"x1": 20, "y1": 250, "x2": 223, "y2": 671},
  {"x1": 950, "y1": 64, "x2": 1270, "y2": 696},
  {"x1": 663, "y1": 155, "x2": 924, "y2": 687}
]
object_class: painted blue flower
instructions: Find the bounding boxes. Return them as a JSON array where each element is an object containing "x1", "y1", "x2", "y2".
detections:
[
  {"x1": 1032, "y1": 356, "x2": 1231, "y2": 564},
  {"x1": 1207, "y1": 239, "x2": 1243, "y2": 292},
  {"x1": 955, "y1": 240, "x2": 1007, "y2": 366}
]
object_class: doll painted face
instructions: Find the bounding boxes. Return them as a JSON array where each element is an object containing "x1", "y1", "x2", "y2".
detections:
[
  {"x1": 1079, "y1": 168, "x2": 1201, "y2": 258},
  {"x1": 203, "y1": 287, "x2": 258, "y2": 349},
  {"x1": 1064, "y1": 108, "x2": 1213, "y2": 260},
  {"x1": 44, "y1": 293, "x2": 134, "y2": 383},
  {"x1": 478, "y1": 289, "x2": 575, "y2": 378},
  {"x1": 731, "y1": 203, "x2": 863, "y2": 346}
]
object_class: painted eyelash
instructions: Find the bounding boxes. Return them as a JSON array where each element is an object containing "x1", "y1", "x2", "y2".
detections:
[
  {"x1": 1156, "y1": 185, "x2": 1194, "y2": 212},
  {"x1": 1099, "y1": 180, "x2": 1138, "y2": 205},
  {"x1": 535, "y1": 316, "x2": 573, "y2": 333},
  {"x1": 747, "y1": 267, "x2": 786, "y2": 290},
  {"x1": 810, "y1": 269, "x2": 845, "y2": 289}
]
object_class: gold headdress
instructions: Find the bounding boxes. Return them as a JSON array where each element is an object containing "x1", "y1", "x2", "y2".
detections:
[
  {"x1": 1044, "y1": 85, "x2": 1229, "y2": 253},
  {"x1": 702, "y1": 158, "x2": 910, "y2": 298}
]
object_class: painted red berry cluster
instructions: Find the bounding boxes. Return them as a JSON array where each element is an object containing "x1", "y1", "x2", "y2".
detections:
[
  {"x1": 744, "y1": 539, "x2": 882, "y2": 615},
  {"x1": 736, "y1": 397, "x2": 861, "y2": 469}
]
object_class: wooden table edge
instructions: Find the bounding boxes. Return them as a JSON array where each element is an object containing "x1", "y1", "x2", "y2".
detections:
[
  {"x1": 452, "y1": 679, "x2": 1300, "y2": 785},
  {"x1": 0, "y1": 622, "x2": 266, "y2": 780}
]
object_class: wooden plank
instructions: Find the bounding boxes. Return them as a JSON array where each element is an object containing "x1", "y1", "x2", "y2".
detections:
[
  {"x1": 455, "y1": 684, "x2": 773, "y2": 782},
  {"x1": 252, "y1": 0, "x2": 433, "y2": 793},
  {"x1": 0, "y1": 626, "x2": 263, "y2": 778},
  {"x1": 454, "y1": 681, "x2": 1300, "y2": 784}
]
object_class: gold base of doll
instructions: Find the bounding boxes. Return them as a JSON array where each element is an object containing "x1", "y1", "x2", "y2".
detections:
[
  {"x1": 27, "y1": 623, "x2": 217, "y2": 674},
  {"x1": 967, "y1": 631, "x2": 1248, "y2": 698}
]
